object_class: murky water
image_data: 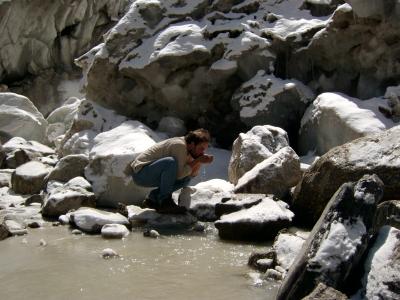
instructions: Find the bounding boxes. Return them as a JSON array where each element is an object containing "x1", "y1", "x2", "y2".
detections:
[{"x1": 0, "y1": 225, "x2": 278, "y2": 300}]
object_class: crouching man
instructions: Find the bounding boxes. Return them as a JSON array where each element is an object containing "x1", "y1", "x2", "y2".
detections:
[{"x1": 131, "y1": 128, "x2": 213, "y2": 214}]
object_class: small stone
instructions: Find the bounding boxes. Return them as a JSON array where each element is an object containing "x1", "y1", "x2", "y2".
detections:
[
  {"x1": 264, "y1": 268, "x2": 284, "y2": 281},
  {"x1": 52, "y1": 222, "x2": 61, "y2": 226},
  {"x1": 58, "y1": 214, "x2": 70, "y2": 225},
  {"x1": 193, "y1": 222, "x2": 206, "y2": 232},
  {"x1": 143, "y1": 229, "x2": 160, "y2": 238},
  {"x1": 39, "y1": 239, "x2": 47, "y2": 246},
  {"x1": 102, "y1": 248, "x2": 118, "y2": 259},
  {"x1": 21, "y1": 238, "x2": 28, "y2": 244},
  {"x1": 71, "y1": 229, "x2": 83, "y2": 235},
  {"x1": 101, "y1": 224, "x2": 129, "y2": 239},
  {"x1": 27, "y1": 221, "x2": 41, "y2": 228}
]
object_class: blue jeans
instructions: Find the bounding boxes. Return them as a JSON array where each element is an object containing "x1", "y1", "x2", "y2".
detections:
[{"x1": 132, "y1": 157, "x2": 191, "y2": 205}]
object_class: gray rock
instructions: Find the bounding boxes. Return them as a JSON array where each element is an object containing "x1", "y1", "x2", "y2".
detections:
[
  {"x1": 46, "y1": 154, "x2": 89, "y2": 182},
  {"x1": 11, "y1": 161, "x2": 52, "y2": 194},
  {"x1": 215, "y1": 196, "x2": 294, "y2": 241},
  {"x1": 0, "y1": 169, "x2": 12, "y2": 188},
  {"x1": 41, "y1": 178, "x2": 96, "y2": 218},
  {"x1": 277, "y1": 174, "x2": 383, "y2": 300},
  {"x1": 273, "y1": 229, "x2": 308, "y2": 271},
  {"x1": 2, "y1": 219, "x2": 27, "y2": 236},
  {"x1": 228, "y1": 125, "x2": 289, "y2": 184},
  {"x1": 248, "y1": 252, "x2": 276, "y2": 272},
  {"x1": 0, "y1": 143, "x2": 5, "y2": 168},
  {"x1": 293, "y1": 126, "x2": 400, "y2": 226},
  {"x1": 102, "y1": 248, "x2": 119, "y2": 259},
  {"x1": 101, "y1": 223, "x2": 129, "y2": 239},
  {"x1": 373, "y1": 200, "x2": 400, "y2": 231},
  {"x1": 0, "y1": 93, "x2": 48, "y2": 143},
  {"x1": 70, "y1": 207, "x2": 129, "y2": 233},
  {"x1": 234, "y1": 147, "x2": 302, "y2": 199},
  {"x1": 5, "y1": 149, "x2": 31, "y2": 169},
  {"x1": 24, "y1": 194, "x2": 43, "y2": 206},
  {"x1": 301, "y1": 282, "x2": 348, "y2": 300}
]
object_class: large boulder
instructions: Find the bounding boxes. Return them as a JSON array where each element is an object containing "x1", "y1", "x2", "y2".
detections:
[
  {"x1": 77, "y1": 0, "x2": 286, "y2": 146},
  {"x1": 0, "y1": 93, "x2": 48, "y2": 143},
  {"x1": 234, "y1": 146, "x2": 302, "y2": 199},
  {"x1": 215, "y1": 195, "x2": 294, "y2": 241},
  {"x1": 11, "y1": 161, "x2": 52, "y2": 194},
  {"x1": 289, "y1": 4, "x2": 400, "y2": 99},
  {"x1": 231, "y1": 72, "x2": 314, "y2": 141},
  {"x1": 277, "y1": 174, "x2": 383, "y2": 300},
  {"x1": 228, "y1": 125, "x2": 289, "y2": 184},
  {"x1": 84, "y1": 120, "x2": 160, "y2": 207},
  {"x1": 293, "y1": 126, "x2": 400, "y2": 226},
  {"x1": 0, "y1": 0, "x2": 128, "y2": 82},
  {"x1": 299, "y1": 92, "x2": 395, "y2": 155}
]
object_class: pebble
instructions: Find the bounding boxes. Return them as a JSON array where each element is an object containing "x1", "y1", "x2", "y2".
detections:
[
  {"x1": 143, "y1": 229, "x2": 160, "y2": 238},
  {"x1": 58, "y1": 214, "x2": 70, "y2": 225},
  {"x1": 193, "y1": 222, "x2": 206, "y2": 232},
  {"x1": 102, "y1": 248, "x2": 118, "y2": 259},
  {"x1": 71, "y1": 229, "x2": 83, "y2": 235},
  {"x1": 39, "y1": 239, "x2": 47, "y2": 246}
]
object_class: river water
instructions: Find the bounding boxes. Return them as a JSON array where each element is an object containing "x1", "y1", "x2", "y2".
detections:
[{"x1": 0, "y1": 225, "x2": 279, "y2": 300}]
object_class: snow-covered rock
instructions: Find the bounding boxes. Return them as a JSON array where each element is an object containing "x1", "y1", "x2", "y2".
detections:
[
  {"x1": 293, "y1": 125, "x2": 400, "y2": 226},
  {"x1": 234, "y1": 146, "x2": 301, "y2": 198},
  {"x1": 231, "y1": 72, "x2": 314, "y2": 138},
  {"x1": 101, "y1": 223, "x2": 129, "y2": 239},
  {"x1": 277, "y1": 174, "x2": 383, "y2": 300},
  {"x1": 228, "y1": 125, "x2": 289, "y2": 184},
  {"x1": 215, "y1": 195, "x2": 294, "y2": 241},
  {"x1": 0, "y1": 186, "x2": 27, "y2": 208},
  {"x1": 0, "y1": 93, "x2": 48, "y2": 143},
  {"x1": 128, "y1": 205, "x2": 197, "y2": 228},
  {"x1": 299, "y1": 92, "x2": 395, "y2": 155},
  {"x1": 273, "y1": 229, "x2": 308, "y2": 272},
  {"x1": 41, "y1": 177, "x2": 96, "y2": 217},
  {"x1": 84, "y1": 120, "x2": 160, "y2": 207},
  {"x1": 178, "y1": 179, "x2": 234, "y2": 221},
  {"x1": 355, "y1": 226, "x2": 400, "y2": 300},
  {"x1": 2, "y1": 137, "x2": 55, "y2": 157},
  {"x1": 11, "y1": 161, "x2": 52, "y2": 194},
  {"x1": 70, "y1": 207, "x2": 129, "y2": 233},
  {"x1": 46, "y1": 154, "x2": 89, "y2": 183},
  {"x1": 215, "y1": 193, "x2": 264, "y2": 218},
  {"x1": 58, "y1": 99, "x2": 129, "y2": 156}
]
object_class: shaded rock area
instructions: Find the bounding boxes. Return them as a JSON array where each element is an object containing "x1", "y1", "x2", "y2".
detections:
[
  {"x1": 293, "y1": 126, "x2": 400, "y2": 226},
  {"x1": 277, "y1": 174, "x2": 383, "y2": 300},
  {"x1": 46, "y1": 154, "x2": 89, "y2": 182},
  {"x1": 215, "y1": 195, "x2": 294, "y2": 241}
]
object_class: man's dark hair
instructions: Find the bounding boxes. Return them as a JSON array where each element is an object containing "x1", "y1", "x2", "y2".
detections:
[{"x1": 185, "y1": 128, "x2": 210, "y2": 145}]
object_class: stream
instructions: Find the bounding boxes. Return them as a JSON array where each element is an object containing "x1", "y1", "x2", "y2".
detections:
[{"x1": 0, "y1": 224, "x2": 279, "y2": 300}]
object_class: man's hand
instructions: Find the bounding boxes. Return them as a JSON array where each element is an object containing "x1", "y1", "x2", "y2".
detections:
[{"x1": 198, "y1": 154, "x2": 214, "y2": 164}]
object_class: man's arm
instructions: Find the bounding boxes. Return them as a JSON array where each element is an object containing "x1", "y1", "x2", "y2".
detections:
[{"x1": 188, "y1": 154, "x2": 213, "y2": 177}]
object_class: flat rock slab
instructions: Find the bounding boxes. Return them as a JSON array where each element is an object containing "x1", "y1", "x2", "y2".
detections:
[
  {"x1": 128, "y1": 205, "x2": 197, "y2": 228},
  {"x1": 70, "y1": 207, "x2": 129, "y2": 233},
  {"x1": 215, "y1": 196, "x2": 294, "y2": 241},
  {"x1": 215, "y1": 193, "x2": 265, "y2": 218}
]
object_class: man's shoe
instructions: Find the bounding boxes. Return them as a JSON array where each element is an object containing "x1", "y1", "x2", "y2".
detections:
[
  {"x1": 156, "y1": 198, "x2": 187, "y2": 214},
  {"x1": 141, "y1": 198, "x2": 159, "y2": 209}
]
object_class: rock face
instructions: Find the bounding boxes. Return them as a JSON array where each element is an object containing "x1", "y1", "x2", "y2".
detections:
[
  {"x1": 234, "y1": 146, "x2": 301, "y2": 199},
  {"x1": 293, "y1": 126, "x2": 400, "y2": 226},
  {"x1": 277, "y1": 174, "x2": 383, "y2": 300},
  {"x1": 373, "y1": 200, "x2": 400, "y2": 231},
  {"x1": 228, "y1": 125, "x2": 289, "y2": 184},
  {"x1": 215, "y1": 195, "x2": 294, "y2": 241},
  {"x1": 299, "y1": 92, "x2": 395, "y2": 155},
  {"x1": 0, "y1": 93, "x2": 48, "y2": 143},
  {"x1": 11, "y1": 161, "x2": 52, "y2": 194},
  {"x1": 289, "y1": 3, "x2": 400, "y2": 99},
  {"x1": 0, "y1": 0, "x2": 128, "y2": 82}
]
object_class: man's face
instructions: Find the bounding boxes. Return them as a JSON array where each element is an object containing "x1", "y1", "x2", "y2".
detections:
[{"x1": 189, "y1": 142, "x2": 208, "y2": 158}]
